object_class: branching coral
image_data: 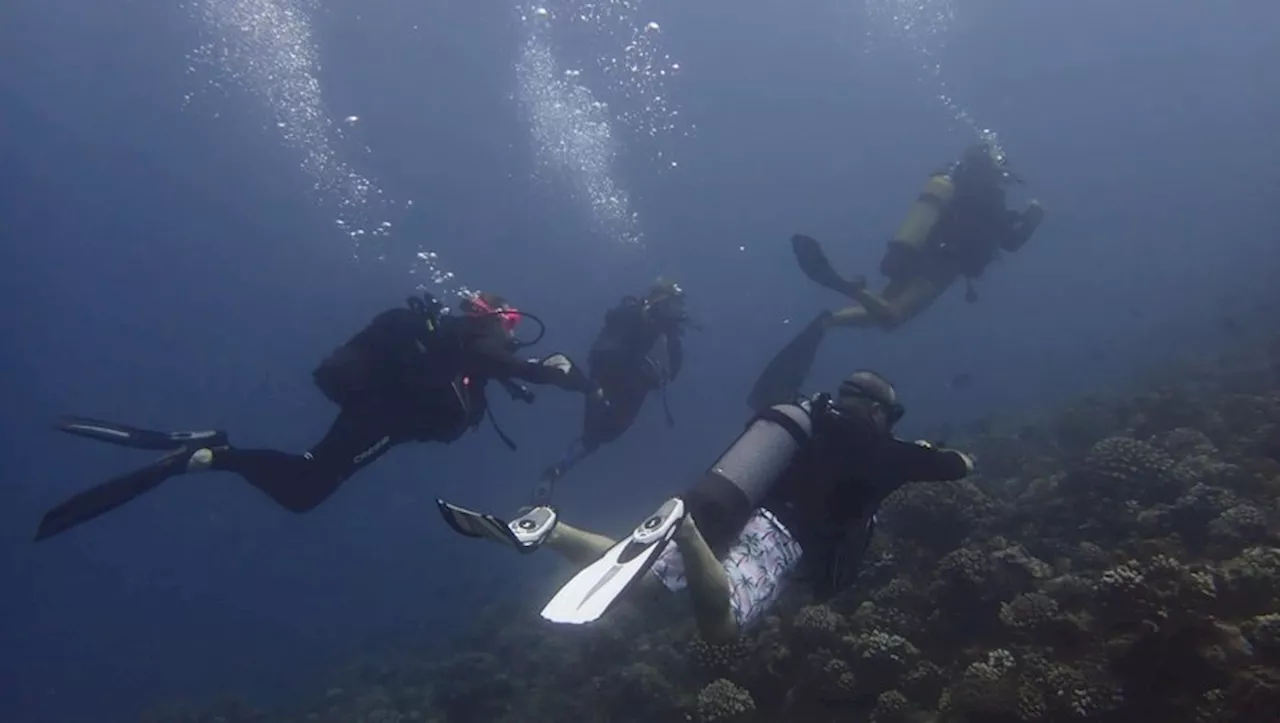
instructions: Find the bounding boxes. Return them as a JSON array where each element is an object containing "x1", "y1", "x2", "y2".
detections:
[
  {"x1": 694, "y1": 679, "x2": 755, "y2": 723},
  {"x1": 869, "y1": 690, "x2": 912, "y2": 723},
  {"x1": 998, "y1": 592, "x2": 1062, "y2": 633},
  {"x1": 1241, "y1": 612, "x2": 1280, "y2": 663},
  {"x1": 879, "y1": 480, "x2": 999, "y2": 552},
  {"x1": 1221, "y1": 546, "x2": 1280, "y2": 617},
  {"x1": 1076, "y1": 436, "x2": 1195, "y2": 505},
  {"x1": 1209, "y1": 503, "x2": 1271, "y2": 550},
  {"x1": 797, "y1": 649, "x2": 857, "y2": 702},
  {"x1": 791, "y1": 603, "x2": 846, "y2": 647},
  {"x1": 1094, "y1": 556, "x2": 1218, "y2": 633},
  {"x1": 688, "y1": 636, "x2": 750, "y2": 680}
]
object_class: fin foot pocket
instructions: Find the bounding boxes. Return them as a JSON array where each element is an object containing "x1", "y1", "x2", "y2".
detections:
[
  {"x1": 508, "y1": 506, "x2": 557, "y2": 548},
  {"x1": 436, "y1": 499, "x2": 547, "y2": 553}
]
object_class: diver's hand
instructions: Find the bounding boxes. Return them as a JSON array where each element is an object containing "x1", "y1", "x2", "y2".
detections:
[
  {"x1": 591, "y1": 384, "x2": 610, "y2": 406},
  {"x1": 916, "y1": 440, "x2": 976, "y2": 474},
  {"x1": 540, "y1": 353, "x2": 574, "y2": 374}
]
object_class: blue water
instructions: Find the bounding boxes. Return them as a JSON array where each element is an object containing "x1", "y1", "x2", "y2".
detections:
[{"x1": 2, "y1": 1, "x2": 1277, "y2": 720}]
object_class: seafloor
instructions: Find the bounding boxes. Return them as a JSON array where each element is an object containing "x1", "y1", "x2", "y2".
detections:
[{"x1": 146, "y1": 334, "x2": 1280, "y2": 723}]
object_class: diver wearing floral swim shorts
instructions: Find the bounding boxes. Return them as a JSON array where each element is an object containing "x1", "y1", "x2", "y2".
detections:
[{"x1": 439, "y1": 370, "x2": 974, "y2": 644}]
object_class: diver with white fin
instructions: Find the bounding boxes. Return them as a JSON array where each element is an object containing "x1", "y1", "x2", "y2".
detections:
[
  {"x1": 439, "y1": 370, "x2": 974, "y2": 643},
  {"x1": 536, "y1": 278, "x2": 694, "y2": 502},
  {"x1": 35, "y1": 291, "x2": 596, "y2": 542}
]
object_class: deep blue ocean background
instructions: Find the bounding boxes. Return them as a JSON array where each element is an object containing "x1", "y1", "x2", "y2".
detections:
[{"x1": 2, "y1": 0, "x2": 1278, "y2": 721}]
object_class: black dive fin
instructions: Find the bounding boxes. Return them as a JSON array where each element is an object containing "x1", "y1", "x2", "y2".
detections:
[
  {"x1": 435, "y1": 499, "x2": 549, "y2": 554},
  {"x1": 747, "y1": 312, "x2": 830, "y2": 412},
  {"x1": 35, "y1": 453, "x2": 190, "y2": 541},
  {"x1": 790, "y1": 234, "x2": 865, "y2": 300},
  {"x1": 55, "y1": 416, "x2": 224, "y2": 451}
]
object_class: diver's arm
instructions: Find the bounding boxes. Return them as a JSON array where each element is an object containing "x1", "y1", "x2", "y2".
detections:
[
  {"x1": 467, "y1": 336, "x2": 592, "y2": 392},
  {"x1": 666, "y1": 328, "x2": 685, "y2": 381},
  {"x1": 1001, "y1": 200, "x2": 1044, "y2": 252},
  {"x1": 882, "y1": 438, "x2": 973, "y2": 485},
  {"x1": 848, "y1": 285, "x2": 896, "y2": 324}
]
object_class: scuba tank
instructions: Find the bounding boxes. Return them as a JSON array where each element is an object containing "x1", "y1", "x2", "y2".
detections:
[
  {"x1": 881, "y1": 171, "x2": 956, "y2": 281},
  {"x1": 312, "y1": 294, "x2": 445, "y2": 407},
  {"x1": 680, "y1": 399, "x2": 815, "y2": 555}
]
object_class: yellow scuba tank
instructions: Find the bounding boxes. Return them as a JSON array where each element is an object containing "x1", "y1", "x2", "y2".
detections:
[{"x1": 881, "y1": 172, "x2": 956, "y2": 280}]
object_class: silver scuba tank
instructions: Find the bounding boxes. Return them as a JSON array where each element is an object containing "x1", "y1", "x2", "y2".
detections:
[{"x1": 683, "y1": 398, "x2": 816, "y2": 554}]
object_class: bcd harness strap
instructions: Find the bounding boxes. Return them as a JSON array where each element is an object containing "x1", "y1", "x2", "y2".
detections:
[{"x1": 412, "y1": 294, "x2": 534, "y2": 451}]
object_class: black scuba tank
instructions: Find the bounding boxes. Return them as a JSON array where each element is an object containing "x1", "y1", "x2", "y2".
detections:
[
  {"x1": 680, "y1": 399, "x2": 815, "y2": 555},
  {"x1": 312, "y1": 300, "x2": 442, "y2": 407}
]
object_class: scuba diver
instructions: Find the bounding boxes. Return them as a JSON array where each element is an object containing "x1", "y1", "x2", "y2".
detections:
[
  {"x1": 535, "y1": 278, "x2": 692, "y2": 502},
  {"x1": 749, "y1": 143, "x2": 1045, "y2": 410},
  {"x1": 35, "y1": 291, "x2": 595, "y2": 541},
  {"x1": 438, "y1": 369, "x2": 974, "y2": 643}
]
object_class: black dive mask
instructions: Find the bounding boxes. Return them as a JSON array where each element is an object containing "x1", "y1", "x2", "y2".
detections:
[
  {"x1": 813, "y1": 393, "x2": 901, "y2": 445},
  {"x1": 835, "y1": 372, "x2": 905, "y2": 431}
]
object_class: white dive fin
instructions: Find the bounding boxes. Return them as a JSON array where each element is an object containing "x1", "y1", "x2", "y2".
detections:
[
  {"x1": 436, "y1": 499, "x2": 555, "y2": 554},
  {"x1": 540, "y1": 497, "x2": 685, "y2": 625}
]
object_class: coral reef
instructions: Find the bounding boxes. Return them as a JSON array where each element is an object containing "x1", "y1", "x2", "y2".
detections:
[{"x1": 145, "y1": 338, "x2": 1280, "y2": 723}]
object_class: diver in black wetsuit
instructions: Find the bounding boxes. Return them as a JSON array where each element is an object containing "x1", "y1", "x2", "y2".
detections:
[
  {"x1": 538, "y1": 278, "x2": 692, "y2": 494},
  {"x1": 35, "y1": 291, "x2": 594, "y2": 541}
]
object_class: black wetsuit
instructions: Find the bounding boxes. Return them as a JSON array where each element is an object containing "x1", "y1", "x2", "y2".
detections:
[
  {"x1": 213, "y1": 308, "x2": 589, "y2": 512},
  {"x1": 683, "y1": 409, "x2": 970, "y2": 599},
  {"x1": 581, "y1": 297, "x2": 684, "y2": 450},
  {"x1": 763, "y1": 422, "x2": 969, "y2": 597}
]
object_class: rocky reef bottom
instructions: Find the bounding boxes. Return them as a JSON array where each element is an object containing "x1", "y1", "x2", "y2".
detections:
[{"x1": 146, "y1": 337, "x2": 1280, "y2": 723}]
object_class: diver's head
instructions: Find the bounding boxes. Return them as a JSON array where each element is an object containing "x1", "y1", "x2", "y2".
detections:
[
  {"x1": 958, "y1": 143, "x2": 1013, "y2": 186},
  {"x1": 646, "y1": 277, "x2": 686, "y2": 319},
  {"x1": 461, "y1": 290, "x2": 521, "y2": 335},
  {"x1": 836, "y1": 370, "x2": 905, "y2": 433}
]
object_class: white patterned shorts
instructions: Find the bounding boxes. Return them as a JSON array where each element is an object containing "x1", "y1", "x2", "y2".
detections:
[{"x1": 649, "y1": 508, "x2": 804, "y2": 630}]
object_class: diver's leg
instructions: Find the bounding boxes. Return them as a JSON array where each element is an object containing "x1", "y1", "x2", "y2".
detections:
[
  {"x1": 747, "y1": 311, "x2": 833, "y2": 412},
  {"x1": 855, "y1": 275, "x2": 950, "y2": 331},
  {"x1": 673, "y1": 515, "x2": 739, "y2": 644},
  {"x1": 848, "y1": 285, "x2": 897, "y2": 324},
  {"x1": 212, "y1": 404, "x2": 401, "y2": 512},
  {"x1": 546, "y1": 521, "x2": 619, "y2": 567},
  {"x1": 825, "y1": 305, "x2": 877, "y2": 328},
  {"x1": 826, "y1": 279, "x2": 909, "y2": 329},
  {"x1": 880, "y1": 273, "x2": 952, "y2": 329}
]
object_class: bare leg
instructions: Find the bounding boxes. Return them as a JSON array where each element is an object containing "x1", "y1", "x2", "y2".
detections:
[
  {"x1": 827, "y1": 279, "x2": 912, "y2": 330},
  {"x1": 675, "y1": 516, "x2": 739, "y2": 644},
  {"x1": 878, "y1": 274, "x2": 952, "y2": 329},
  {"x1": 826, "y1": 304, "x2": 877, "y2": 328},
  {"x1": 546, "y1": 522, "x2": 616, "y2": 567}
]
